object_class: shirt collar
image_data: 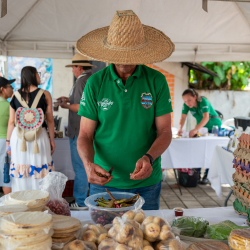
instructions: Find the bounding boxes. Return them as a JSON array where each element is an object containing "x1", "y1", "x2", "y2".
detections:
[
  {"x1": 77, "y1": 69, "x2": 92, "y2": 79},
  {"x1": 0, "y1": 96, "x2": 7, "y2": 102},
  {"x1": 109, "y1": 64, "x2": 142, "y2": 81}
]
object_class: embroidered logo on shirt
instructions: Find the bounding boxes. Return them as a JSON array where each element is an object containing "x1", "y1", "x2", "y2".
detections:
[
  {"x1": 98, "y1": 98, "x2": 114, "y2": 111},
  {"x1": 202, "y1": 106, "x2": 208, "y2": 109},
  {"x1": 80, "y1": 92, "x2": 86, "y2": 106},
  {"x1": 141, "y1": 93, "x2": 153, "y2": 109},
  {"x1": 169, "y1": 99, "x2": 172, "y2": 102},
  {"x1": 191, "y1": 111, "x2": 196, "y2": 115}
]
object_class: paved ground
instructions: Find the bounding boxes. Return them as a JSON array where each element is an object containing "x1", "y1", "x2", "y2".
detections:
[{"x1": 159, "y1": 169, "x2": 233, "y2": 210}]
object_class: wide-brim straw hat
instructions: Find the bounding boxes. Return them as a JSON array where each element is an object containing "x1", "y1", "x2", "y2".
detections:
[
  {"x1": 76, "y1": 10, "x2": 175, "y2": 65},
  {"x1": 65, "y1": 54, "x2": 96, "y2": 68}
]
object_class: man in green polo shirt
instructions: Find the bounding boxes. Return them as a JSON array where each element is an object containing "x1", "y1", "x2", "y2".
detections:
[{"x1": 76, "y1": 10, "x2": 175, "y2": 209}]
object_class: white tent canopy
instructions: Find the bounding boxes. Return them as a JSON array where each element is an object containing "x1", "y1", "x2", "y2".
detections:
[{"x1": 1, "y1": 0, "x2": 250, "y2": 61}]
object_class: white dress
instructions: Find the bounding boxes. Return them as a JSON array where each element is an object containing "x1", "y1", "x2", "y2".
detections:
[{"x1": 10, "y1": 128, "x2": 54, "y2": 192}]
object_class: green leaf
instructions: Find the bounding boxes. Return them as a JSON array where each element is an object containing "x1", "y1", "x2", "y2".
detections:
[
  {"x1": 202, "y1": 73, "x2": 210, "y2": 80},
  {"x1": 222, "y1": 62, "x2": 233, "y2": 71},
  {"x1": 242, "y1": 76, "x2": 249, "y2": 86},
  {"x1": 214, "y1": 77, "x2": 221, "y2": 86},
  {"x1": 214, "y1": 66, "x2": 225, "y2": 80},
  {"x1": 201, "y1": 62, "x2": 214, "y2": 67},
  {"x1": 232, "y1": 73, "x2": 239, "y2": 81}
]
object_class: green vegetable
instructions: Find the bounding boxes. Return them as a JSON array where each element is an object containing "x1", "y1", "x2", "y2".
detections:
[
  {"x1": 171, "y1": 216, "x2": 209, "y2": 237},
  {"x1": 205, "y1": 220, "x2": 249, "y2": 240}
]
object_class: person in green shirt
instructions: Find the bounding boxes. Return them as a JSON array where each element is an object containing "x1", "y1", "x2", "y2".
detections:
[
  {"x1": 0, "y1": 76, "x2": 14, "y2": 194},
  {"x1": 75, "y1": 10, "x2": 175, "y2": 210},
  {"x1": 177, "y1": 88, "x2": 222, "y2": 184}
]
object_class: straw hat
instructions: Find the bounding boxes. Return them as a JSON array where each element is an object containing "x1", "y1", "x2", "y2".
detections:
[
  {"x1": 65, "y1": 54, "x2": 96, "y2": 68},
  {"x1": 76, "y1": 10, "x2": 175, "y2": 65}
]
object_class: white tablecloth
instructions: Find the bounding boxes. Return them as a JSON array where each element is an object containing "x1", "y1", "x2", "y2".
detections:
[
  {"x1": 71, "y1": 206, "x2": 246, "y2": 225},
  {"x1": 208, "y1": 145, "x2": 234, "y2": 197},
  {"x1": 53, "y1": 136, "x2": 230, "y2": 180},
  {"x1": 53, "y1": 138, "x2": 75, "y2": 180},
  {"x1": 71, "y1": 207, "x2": 247, "y2": 246},
  {"x1": 161, "y1": 137, "x2": 230, "y2": 169}
]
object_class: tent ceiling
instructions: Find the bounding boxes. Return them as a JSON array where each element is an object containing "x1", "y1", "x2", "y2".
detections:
[{"x1": 1, "y1": 0, "x2": 250, "y2": 61}]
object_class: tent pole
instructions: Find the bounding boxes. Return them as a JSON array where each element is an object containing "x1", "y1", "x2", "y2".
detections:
[{"x1": 3, "y1": 0, "x2": 43, "y2": 41}]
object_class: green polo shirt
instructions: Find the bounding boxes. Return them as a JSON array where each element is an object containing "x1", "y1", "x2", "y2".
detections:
[
  {"x1": 0, "y1": 96, "x2": 9, "y2": 139},
  {"x1": 182, "y1": 97, "x2": 221, "y2": 131},
  {"x1": 78, "y1": 64, "x2": 173, "y2": 189}
]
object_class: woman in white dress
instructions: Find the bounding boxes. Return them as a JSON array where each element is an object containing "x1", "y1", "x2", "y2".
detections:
[{"x1": 6, "y1": 66, "x2": 55, "y2": 192}]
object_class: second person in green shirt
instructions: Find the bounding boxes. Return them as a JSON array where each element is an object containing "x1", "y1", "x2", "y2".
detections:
[{"x1": 177, "y1": 88, "x2": 222, "y2": 184}]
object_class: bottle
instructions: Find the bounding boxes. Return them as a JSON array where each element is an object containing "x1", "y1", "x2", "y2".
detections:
[{"x1": 212, "y1": 125, "x2": 219, "y2": 136}]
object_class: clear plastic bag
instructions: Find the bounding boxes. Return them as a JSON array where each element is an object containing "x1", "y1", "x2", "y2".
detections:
[
  {"x1": 8, "y1": 237, "x2": 52, "y2": 250},
  {"x1": 142, "y1": 216, "x2": 173, "y2": 242},
  {"x1": 40, "y1": 172, "x2": 71, "y2": 216},
  {"x1": 51, "y1": 214, "x2": 83, "y2": 249},
  {"x1": 0, "y1": 190, "x2": 50, "y2": 209},
  {"x1": 82, "y1": 224, "x2": 108, "y2": 245},
  {"x1": 108, "y1": 216, "x2": 144, "y2": 250},
  {"x1": 171, "y1": 216, "x2": 209, "y2": 238},
  {"x1": 204, "y1": 220, "x2": 249, "y2": 240},
  {"x1": 154, "y1": 236, "x2": 186, "y2": 250},
  {"x1": 63, "y1": 240, "x2": 97, "y2": 250},
  {"x1": 188, "y1": 241, "x2": 229, "y2": 250},
  {"x1": 228, "y1": 229, "x2": 250, "y2": 250},
  {"x1": 123, "y1": 198, "x2": 145, "y2": 224},
  {"x1": 0, "y1": 212, "x2": 53, "y2": 235},
  {"x1": 0, "y1": 229, "x2": 54, "y2": 249},
  {"x1": 123, "y1": 209, "x2": 145, "y2": 224},
  {"x1": 98, "y1": 238, "x2": 131, "y2": 250},
  {"x1": 0, "y1": 204, "x2": 28, "y2": 216},
  {"x1": 0, "y1": 212, "x2": 53, "y2": 250}
]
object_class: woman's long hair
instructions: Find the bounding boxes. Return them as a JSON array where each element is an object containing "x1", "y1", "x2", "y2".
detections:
[
  {"x1": 182, "y1": 88, "x2": 204, "y2": 102},
  {"x1": 20, "y1": 66, "x2": 38, "y2": 102}
]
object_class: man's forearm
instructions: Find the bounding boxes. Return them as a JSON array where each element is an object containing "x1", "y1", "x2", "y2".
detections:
[
  {"x1": 147, "y1": 131, "x2": 172, "y2": 160},
  {"x1": 77, "y1": 135, "x2": 95, "y2": 167},
  {"x1": 68, "y1": 104, "x2": 80, "y2": 113}
]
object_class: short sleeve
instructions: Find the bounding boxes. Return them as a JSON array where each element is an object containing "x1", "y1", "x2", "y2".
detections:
[
  {"x1": 182, "y1": 103, "x2": 189, "y2": 114},
  {"x1": 154, "y1": 78, "x2": 173, "y2": 117},
  {"x1": 10, "y1": 95, "x2": 16, "y2": 110},
  {"x1": 201, "y1": 98, "x2": 210, "y2": 113},
  {"x1": 74, "y1": 78, "x2": 87, "y2": 104},
  {"x1": 77, "y1": 80, "x2": 98, "y2": 121}
]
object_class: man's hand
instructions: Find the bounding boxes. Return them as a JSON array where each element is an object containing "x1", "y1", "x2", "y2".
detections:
[
  {"x1": 57, "y1": 96, "x2": 70, "y2": 103},
  {"x1": 189, "y1": 129, "x2": 198, "y2": 138},
  {"x1": 58, "y1": 98, "x2": 69, "y2": 109},
  {"x1": 130, "y1": 156, "x2": 153, "y2": 180},
  {"x1": 85, "y1": 162, "x2": 113, "y2": 185}
]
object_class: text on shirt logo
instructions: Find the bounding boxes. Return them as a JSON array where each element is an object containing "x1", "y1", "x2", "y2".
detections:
[
  {"x1": 98, "y1": 98, "x2": 114, "y2": 111},
  {"x1": 80, "y1": 92, "x2": 86, "y2": 106}
]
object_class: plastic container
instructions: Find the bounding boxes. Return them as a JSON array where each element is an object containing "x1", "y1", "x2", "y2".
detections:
[
  {"x1": 53, "y1": 99, "x2": 59, "y2": 111},
  {"x1": 174, "y1": 207, "x2": 184, "y2": 217},
  {"x1": 85, "y1": 192, "x2": 145, "y2": 226}
]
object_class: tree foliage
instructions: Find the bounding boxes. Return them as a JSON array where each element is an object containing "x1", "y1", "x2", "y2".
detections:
[{"x1": 189, "y1": 61, "x2": 250, "y2": 90}]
